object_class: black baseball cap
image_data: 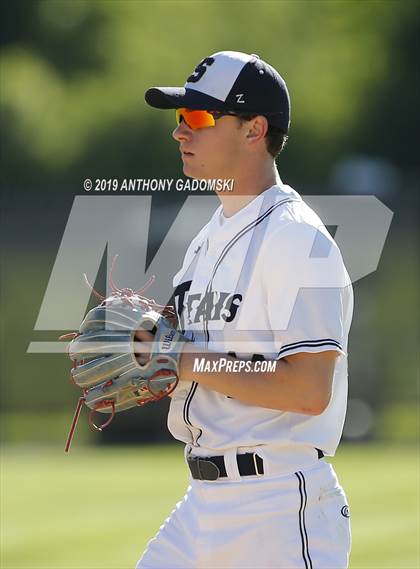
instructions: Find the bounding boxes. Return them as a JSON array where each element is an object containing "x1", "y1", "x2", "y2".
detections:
[{"x1": 145, "y1": 50, "x2": 291, "y2": 133}]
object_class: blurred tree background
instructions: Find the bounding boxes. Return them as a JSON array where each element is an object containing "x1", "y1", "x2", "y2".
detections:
[{"x1": 0, "y1": 0, "x2": 418, "y2": 445}]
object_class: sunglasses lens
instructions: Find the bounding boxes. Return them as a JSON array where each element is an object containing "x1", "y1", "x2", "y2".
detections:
[
  {"x1": 175, "y1": 109, "x2": 216, "y2": 130},
  {"x1": 175, "y1": 108, "x2": 184, "y2": 125}
]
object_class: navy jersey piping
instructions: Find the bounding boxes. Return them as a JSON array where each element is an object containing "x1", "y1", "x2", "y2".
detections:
[
  {"x1": 183, "y1": 381, "x2": 202, "y2": 445},
  {"x1": 278, "y1": 338, "x2": 343, "y2": 357},
  {"x1": 210, "y1": 197, "x2": 297, "y2": 287},
  {"x1": 295, "y1": 471, "x2": 313, "y2": 569}
]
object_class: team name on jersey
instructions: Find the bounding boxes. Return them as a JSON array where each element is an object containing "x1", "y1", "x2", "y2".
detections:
[{"x1": 173, "y1": 280, "x2": 242, "y2": 328}]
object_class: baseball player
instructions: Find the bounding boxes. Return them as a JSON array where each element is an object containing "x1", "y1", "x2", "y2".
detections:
[{"x1": 135, "y1": 51, "x2": 353, "y2": 568}]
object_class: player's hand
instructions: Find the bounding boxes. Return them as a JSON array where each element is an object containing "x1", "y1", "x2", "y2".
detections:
[{"x1": 135, "y1": 329, "x2": 154, "y2": 365}]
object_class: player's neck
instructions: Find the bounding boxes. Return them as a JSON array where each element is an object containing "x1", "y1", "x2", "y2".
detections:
[{"x1": 217, "y1": 161, "x2": 281, "y2": 218}]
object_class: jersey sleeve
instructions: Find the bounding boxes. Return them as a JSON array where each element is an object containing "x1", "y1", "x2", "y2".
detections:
[{"x1": 262, "y1": 221, "x2": 353, "y2": 359}]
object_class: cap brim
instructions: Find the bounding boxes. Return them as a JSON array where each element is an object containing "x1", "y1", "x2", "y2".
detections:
[
  {"x1": 145, "y1": 87, "x2": 227, "y2": 110},
  {"x1": 145, "y1": 87, "x2": 186, "y2": 109}
]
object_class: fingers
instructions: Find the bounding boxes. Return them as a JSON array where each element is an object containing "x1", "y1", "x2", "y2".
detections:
[
  {"x1": 134, "y1": 329, "x2": 154, "y2": 365},
  {"x1": 135, "y1": 329, "x2": 154, "y2": 343}
]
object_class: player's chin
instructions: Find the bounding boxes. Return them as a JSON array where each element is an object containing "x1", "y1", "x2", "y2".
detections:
[
  {"x1": 182, "y1": 164, "x2": 208, "y2": 179},
  {"x1": 182, "y1": 163, "x2": 193, "y2": 177}
]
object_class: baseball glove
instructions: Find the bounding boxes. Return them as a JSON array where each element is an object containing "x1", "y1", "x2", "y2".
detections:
[{"x1": 60, "y1": 265, "x2": 187, "y2": 452}]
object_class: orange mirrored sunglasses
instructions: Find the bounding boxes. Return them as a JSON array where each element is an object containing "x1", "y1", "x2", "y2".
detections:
[{"x1": 175, "y1": 108, "x2": 239, "y2": 130}]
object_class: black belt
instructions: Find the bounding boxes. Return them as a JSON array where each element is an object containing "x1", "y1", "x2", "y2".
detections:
[
  {"x1": 187, "y1": 448, "x2": 324, "y2": 481},
  {"x1": 188, "y1": 452, "x2": 264, "y2": 481}
]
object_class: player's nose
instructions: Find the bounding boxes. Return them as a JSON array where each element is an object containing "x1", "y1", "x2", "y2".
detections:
[{"x1": 172, "y1": 117, "x2": 192, "y2": 142}]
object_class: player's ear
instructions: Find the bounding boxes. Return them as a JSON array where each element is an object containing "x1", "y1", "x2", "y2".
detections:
[{"x1": 244, "y1": 116, "x2": 268, "y2": 145}]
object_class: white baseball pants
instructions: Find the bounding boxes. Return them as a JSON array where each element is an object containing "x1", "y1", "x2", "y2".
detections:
[{"x1": 136, "y1": 460, "x2": 351, "y2": 569}]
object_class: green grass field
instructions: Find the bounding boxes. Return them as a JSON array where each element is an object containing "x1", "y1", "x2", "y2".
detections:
[{"x1": 1, "y1": 443, "x2": 418, "y2": 569}]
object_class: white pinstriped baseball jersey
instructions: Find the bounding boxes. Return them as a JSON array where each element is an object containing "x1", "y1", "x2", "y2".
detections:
[{"x1": 169, "y1": 183, "x2": 353, "y2": 459}]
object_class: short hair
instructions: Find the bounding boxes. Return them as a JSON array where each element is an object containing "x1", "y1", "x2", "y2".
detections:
[{"x1": 236, "y1": 114, "x2": 288, "y2": 158}]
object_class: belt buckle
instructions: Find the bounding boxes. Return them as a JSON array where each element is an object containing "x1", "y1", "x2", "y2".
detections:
[
  {"x1": 188, "y1": 456, "x2": 220, "y2": 481},
  {"x1": 187, "y1": 455, "x2": 200, "y2": 479},
  {"x1": 253, "y1": 452, "x2": 263, "y2": 476}
]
